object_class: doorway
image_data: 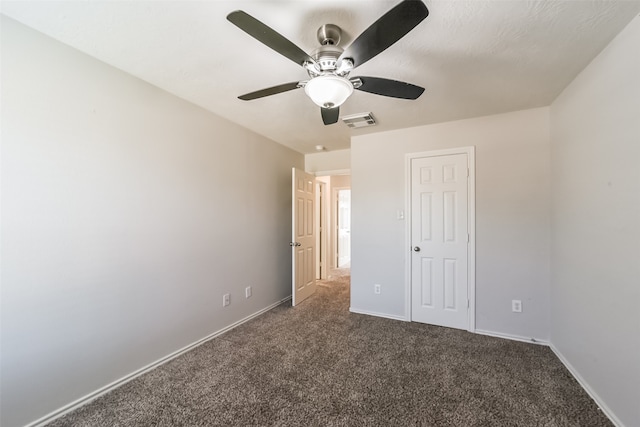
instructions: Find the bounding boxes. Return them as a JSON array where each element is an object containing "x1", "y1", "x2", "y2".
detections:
[
  {"x1": 315, "y1": 180, "x2": 327, "y2": 280},
  {"x1": 336, "y1": 189, "x2": 351, "y2": 268},
  {"x1": 314, "y1": 174, "x2": 351, "y2": 279}
]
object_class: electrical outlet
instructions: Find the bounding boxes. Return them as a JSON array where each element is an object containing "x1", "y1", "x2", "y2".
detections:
[
  {"x1": 223, "y1": 293, "x2": 230, "y2": 307},
  {"x1": 245, "y1": 286, "x2": 252, "y2": 298},
  {"x1": 512, "y1": 299, "x2": 522, "y2": 313},
  {"x1": 374, "y1": 284, "x2": 381, "y2": 294}
]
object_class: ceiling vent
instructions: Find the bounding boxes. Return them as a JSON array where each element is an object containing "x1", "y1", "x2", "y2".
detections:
[{"x1": 342, "y1": 112, "x2": 377, "y2": 129}]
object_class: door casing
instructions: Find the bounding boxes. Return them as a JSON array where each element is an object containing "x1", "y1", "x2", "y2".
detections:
[
  {"x1": 333, "y1": 186, "x2": 351, "y2": 269},
  {"x1": 315, "y1": 180, "x2": 328, "y2": 280},
  {"x1": 405, "y1": 147, "x2": 476, "y2": 332}
]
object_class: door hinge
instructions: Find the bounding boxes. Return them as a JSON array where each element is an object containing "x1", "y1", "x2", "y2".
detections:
[
  {"x1": 467, "y1": 233, "x2": 470, "y2": 243},
  {"x1": 467, "y1": 168, "x2": 470, "y2": 178},
  {"x1": 467, "y1": 299, "x2": 470, "y2": 308}
]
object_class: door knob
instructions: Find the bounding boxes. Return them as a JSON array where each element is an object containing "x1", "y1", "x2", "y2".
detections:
[
  {"x1": 413, "y1": 246, "x2": 420, "y2": 252},
  {"x1": 289, "y1": 242, "x2": 302, "y2": 247}
]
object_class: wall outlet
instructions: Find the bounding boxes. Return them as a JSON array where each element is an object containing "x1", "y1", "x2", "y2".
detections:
[
  {"x1": 374, "y1": 284, "x2": 381, "y2": 294},
  {"x1": 223, "y1": 293, "x2": 230, "y2": 307},
  {"x1": 245, "y1": 286, "x2": 252, "y2": 299},
  {"x1": 512, "y1": 299, "x2": 522, "y2": 313}
]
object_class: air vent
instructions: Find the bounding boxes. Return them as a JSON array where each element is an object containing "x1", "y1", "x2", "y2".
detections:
[{"x1": 342, "y1": 112, "x2": 377, "y2": 128}]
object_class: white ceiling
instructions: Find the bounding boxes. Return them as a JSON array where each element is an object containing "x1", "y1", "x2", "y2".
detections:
[{"x1": 2, "y1": 1, "x2": 639, "y2": 154}]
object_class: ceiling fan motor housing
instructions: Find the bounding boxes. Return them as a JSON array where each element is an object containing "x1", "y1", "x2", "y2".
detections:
[
  {"x1": 307, "y1": 25, "x2": 354, "y2": 78},
  {"x1": 309, "y1": 45, "x2": 343, "y2": 76},
  {"x1": 317, "y1": 24, "x2": 341, "y2": 46}
]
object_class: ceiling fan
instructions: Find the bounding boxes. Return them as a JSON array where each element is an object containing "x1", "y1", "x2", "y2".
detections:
[{"x1": 227, "y1": 0, "x2": 429, "y2": 125}]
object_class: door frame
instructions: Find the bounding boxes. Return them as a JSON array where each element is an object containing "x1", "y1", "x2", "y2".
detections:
[
  {"x1": 333, "y1": 187, "x2": 351, "y2": 268},
  {"x1": 315, "y1": 180, "x2": 328, "y2": 280},
  {"x1": 404, "y1": 147, "x2": 476, "y2": 332}
]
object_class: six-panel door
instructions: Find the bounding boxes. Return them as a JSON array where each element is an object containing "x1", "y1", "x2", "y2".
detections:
[
  {"x1": 411, "y1": 154, "x2": 469, "y2": 329},
  {"x1": 292, "y1": 168, "x2": 316, "y2": 306}
]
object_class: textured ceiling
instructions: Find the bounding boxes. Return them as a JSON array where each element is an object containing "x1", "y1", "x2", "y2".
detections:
[{"x1": 2, "y1": 1, "x2": 639, "y2": 154}]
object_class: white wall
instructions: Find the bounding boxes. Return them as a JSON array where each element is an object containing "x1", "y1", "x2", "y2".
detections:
[
  {"x1": 305, "y1": 148, "x2": 350, "y2": 174},
  {"x1": 351, "y1": 107, "x2": 551, "y2": 340},
  {"x1": 550, "y1": 15, "x2": 640, "y2": 427},
  {"x1": 331, "y1": 175, "x2": 351, "y2": 188},
  {"x1": 0, "y1": 17, "x2": 303, "y2": 427}
]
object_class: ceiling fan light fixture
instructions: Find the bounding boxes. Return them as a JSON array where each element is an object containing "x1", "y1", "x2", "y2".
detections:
[{"x1": 304, "y1": 75, "x2": 353, "y2": 108}]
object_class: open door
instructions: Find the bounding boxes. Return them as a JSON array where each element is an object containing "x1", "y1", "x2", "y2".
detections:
[{"x1": 291, "y1": 168, "x2": 316, "y2": 306}]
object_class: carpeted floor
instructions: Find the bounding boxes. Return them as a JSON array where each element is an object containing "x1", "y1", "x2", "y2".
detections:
[{"x1": 48, "y1": 273, "x2": 611, "y2": 426}]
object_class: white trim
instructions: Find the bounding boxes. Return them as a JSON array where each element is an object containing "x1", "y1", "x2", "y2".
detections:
[
  {"x1": 467, "y1": 147, "x2": 476, "y2": 332},
  {"x1": 404, "y1": 154, "x2": 412, "y2": 327},
  {"x1": 332, "y1": 185, "x2": 351, "y2": 269},
  {"x1": 292, "y1": 167, "x2": 297, "y2": 305},
  {"x1": 349, "y1": 307, "x2": 409, "y2": 322},
  {"x1": 404, "y1": 146, "x2": 476, "y2": 332},
  {"x1": 312, "y1": 169, "x2": 350, "y2": 177},
  {"x1": 474, "y1": 329, "x2": 548, "y2": 346},
  {"x1": 315, "y1": 180, "x2": 328, "y2": 280},
  {"x1": 474, "y1": 329, "x2": 622, "y2": 427},
  {"x1": 25, "y1": 297, "x2": 292, "y2": 427},
  {"x1": 549, "y1": 344, "x2": 623, "y2": 427}
]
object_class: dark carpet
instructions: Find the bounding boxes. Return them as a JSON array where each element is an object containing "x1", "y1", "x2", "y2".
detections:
[{"x1": 48, "y1": 273, "x2": 611, "y2": 426}]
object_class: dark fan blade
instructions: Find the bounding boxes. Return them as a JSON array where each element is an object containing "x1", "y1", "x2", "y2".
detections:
[
  {"x1": 238, "y1": 82, "x2": 301, "y2": 101},
  {"x1": 338, "y1": 0, "x2": 428, "y2": 68},
  {"x1": 354, "y1": 76, "x2": 424, "y2": 99},
  {"x1": 227, "y1": 11, "x2": 315, "y2": 67},
  {"x1": 321, "y1": 106, "x2": 340, "y2": 125}
]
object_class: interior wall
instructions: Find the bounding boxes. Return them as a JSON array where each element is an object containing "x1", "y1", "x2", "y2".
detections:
[
  {"x1": 305, "y1": 149, "x2": 350, "y2": 174},
  {"x1": 549, "y1": 15, "x2": 640, "y2": 427},
  {"x1": 350, "y1": 107, "x2": 551, "y2": 340},
  {"x1": 0, "y1": 17, "x2": 303, "y2": 427},
  {"x1": 331, "y1": 175, "x2": 351, "y2": 188}
]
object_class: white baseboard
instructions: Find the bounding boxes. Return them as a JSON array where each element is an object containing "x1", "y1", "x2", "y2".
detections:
[
  {"x1": 474, "y1": 329, "x2": 549, "y2": 345},
  {"x1": 349, "y1": 307, "x2": 409, "y2": 322},
  {"x1": 548, "y1": 344, "x2": 623, "y2": 427},
  {"x1": 471, "y1": 332, "x2": 622, "y2": 427},
  {"x1": 26, "y1": 296, "x2": 292, "y2": 427},
  {"x1": 24, "y1": 300, "x2": 623, "y2": 427}
]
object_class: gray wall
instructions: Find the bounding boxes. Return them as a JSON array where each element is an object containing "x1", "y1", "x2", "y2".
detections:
[
  {"x1": 350, "y1": 107, "x2": 551, "y2": 340},
  {"x1": 1, "y1": 17, "x2": 303, "y2": 427},
  {"x1": 550, "y1": 15, "x2": 640, "y2": 427}
]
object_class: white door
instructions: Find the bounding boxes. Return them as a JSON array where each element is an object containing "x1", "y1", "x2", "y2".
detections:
[
  {"x1": 292, "y1": 168, "x2": 316, "y2": 306},
  {"x1": 411, "y1": 154, "x2": 469, "y2": 329}
]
